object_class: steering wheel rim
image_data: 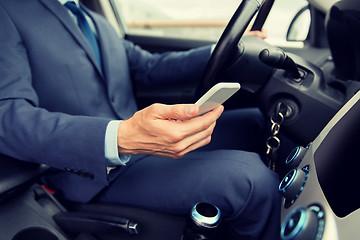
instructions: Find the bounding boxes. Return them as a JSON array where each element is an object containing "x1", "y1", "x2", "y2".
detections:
[{"x1": 196, "y1": 0, "x2": 265, "y2": 97}]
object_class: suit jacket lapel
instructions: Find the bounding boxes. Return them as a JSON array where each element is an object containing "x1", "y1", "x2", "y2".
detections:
[
  {"x1": 81, "y1": 6, "x2": 107, "y2": 79},
  {"x1": 39, "y1": 0, "x2": 103, "y2": 77},
  {"x1": 84, "y1": 9, "x2": 114, "y2": 83}
]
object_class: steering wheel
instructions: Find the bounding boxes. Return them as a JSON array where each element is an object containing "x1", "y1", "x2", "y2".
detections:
[{"x1": 196, "y1": 0, "x2": 265, "y2": 97}]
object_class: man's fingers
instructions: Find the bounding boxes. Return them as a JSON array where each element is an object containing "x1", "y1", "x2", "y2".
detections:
[
  {"x1": 164, "y1": 122, "x2": 216, "y2": 158},
  {"x1": 164, "y1": 105, "x2": 223, "y2": 143},
  {"x1": 175, "y1": 105, "x2": 223, "y2": 134},
  {"x1": 117, "y1": 103, "x2": 223, "y2": 158}
]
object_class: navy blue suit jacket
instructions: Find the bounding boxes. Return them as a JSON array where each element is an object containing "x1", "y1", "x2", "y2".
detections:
[{"x1": 0, "y1": 0, "x2": 211, "y2": 202}]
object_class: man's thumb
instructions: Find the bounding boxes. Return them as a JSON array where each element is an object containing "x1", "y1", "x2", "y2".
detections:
[
  {"x1": 165, "y1": 104, "x2": 199, "y2": 121},
  {"x1": 185, "y1": 104, "x2": 197, "y2": 116}
]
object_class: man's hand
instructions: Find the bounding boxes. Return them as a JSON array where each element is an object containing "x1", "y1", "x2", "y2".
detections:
[
  {"x1": 117, "y1": 103, "x2": 224, "y2": 159},
  {"x1": 245, "y1": 27, "x2": 267, "y2": 39}
]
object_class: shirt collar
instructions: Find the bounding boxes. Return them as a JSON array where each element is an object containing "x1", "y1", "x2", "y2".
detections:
[{"x1": 58, "y1": 0, "x2": 80, "y2": 7}]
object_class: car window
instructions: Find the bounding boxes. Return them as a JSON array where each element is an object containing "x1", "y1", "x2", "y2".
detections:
[{"x1": 111, "y1": 0, "x2": 310, "y2": 47}]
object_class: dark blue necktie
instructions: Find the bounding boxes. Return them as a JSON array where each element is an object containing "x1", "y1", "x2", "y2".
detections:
[{"x1": 65, "y1": 1, "x2": 102, "y2": 69}]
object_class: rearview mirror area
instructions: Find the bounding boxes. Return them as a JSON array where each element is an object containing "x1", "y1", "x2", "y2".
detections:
[{"x1": 287, "y1": 6, "x2": 311, "y2": 42}]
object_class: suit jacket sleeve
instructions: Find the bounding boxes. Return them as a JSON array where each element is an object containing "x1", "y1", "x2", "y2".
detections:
[
  {"x1": 0, "y1": 5, "x2": 110, "y2": 185},
  {"x1": 123, "y1": 40, "x2": 212, "y2": 86},
  {"x1": 0, "y1": 1, "x2": 211, "y2": 187}
]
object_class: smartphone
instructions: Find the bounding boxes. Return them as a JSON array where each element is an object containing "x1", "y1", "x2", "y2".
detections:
[{"x1": 195, "y1": 82, "x2": 241, "y2": 116}]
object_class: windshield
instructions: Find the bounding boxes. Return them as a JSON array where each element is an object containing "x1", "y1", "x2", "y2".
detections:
[{"x1": 111, "y1": 0, "x2": 309, "y2": 46}]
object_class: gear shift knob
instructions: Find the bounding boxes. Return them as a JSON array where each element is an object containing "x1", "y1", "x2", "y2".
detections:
[{"x1": 182, "y1": 202, "x2": 221, "y2": 240}]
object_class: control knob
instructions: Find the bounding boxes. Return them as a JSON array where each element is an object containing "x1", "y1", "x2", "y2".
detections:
[
  {"x1": 285, "y1": 146, "x2": 307, "y2": 169},
  {"x1": 281, "y1": 204, "x2": 325, "y2": 240},
  {"x1": 279, "y1": 168, "x2": 307, "y2": 200}
]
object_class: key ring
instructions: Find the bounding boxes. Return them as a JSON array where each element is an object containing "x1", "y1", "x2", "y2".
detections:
[
  {"x1": 270, "y1": 111, "x2": 284, "y2": 125},
  {"x1": 270, "y1": 122, "x2": 281, "y2": 136},
  {"x1": 266, "y1": 136, "x2": 280, "y2": 154}
]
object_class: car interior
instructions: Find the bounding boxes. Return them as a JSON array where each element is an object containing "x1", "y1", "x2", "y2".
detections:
[{"x1": 1, "y1": 0, "x2": 360, "y2": 239}]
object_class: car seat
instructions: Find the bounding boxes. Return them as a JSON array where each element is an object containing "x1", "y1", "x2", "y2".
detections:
[
  {"x1": 0, "y1": 154, "x2": 230, "y2": 240},
  {"x1": 326, "y1": 0, "x2": 360, "y2": 81}
]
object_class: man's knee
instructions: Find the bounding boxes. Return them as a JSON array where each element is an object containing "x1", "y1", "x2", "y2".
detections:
[
  {"x1": 205, "y1": 151, "x2": 280, "y2": 214},
  {"x1": 250, "y1": 167, "x2": 280, "y2": 203},
  {"x1": 221, "y1": 158, "x2": 281, "y2": 238},
  {"x1": 238, "y1": 163, "x2": 281, "y2": 225}
]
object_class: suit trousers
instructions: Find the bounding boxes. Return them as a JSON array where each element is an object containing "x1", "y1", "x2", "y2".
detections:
[{"x1": 95, "y1": 108, "x2": 282, "y2": 240}]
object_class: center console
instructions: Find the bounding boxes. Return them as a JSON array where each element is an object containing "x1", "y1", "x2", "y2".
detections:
[{"x1": 279, "y1": 89, "x2": 360, "y2": 239}]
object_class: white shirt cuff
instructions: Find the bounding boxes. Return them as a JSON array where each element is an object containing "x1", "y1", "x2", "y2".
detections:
[{"x1": 104, "y1": 120, "x2": 131, "y2": 166}]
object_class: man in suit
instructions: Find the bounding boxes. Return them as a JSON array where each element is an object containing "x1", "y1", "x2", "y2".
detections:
[{"x1": 0, "y1": 0, "x2": 281, "y2": 239}]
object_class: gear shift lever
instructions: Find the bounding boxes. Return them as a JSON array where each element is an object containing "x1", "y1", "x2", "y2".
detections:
[{"x1": 259, "y1": 48, "x2": 301, "y2": 79}]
